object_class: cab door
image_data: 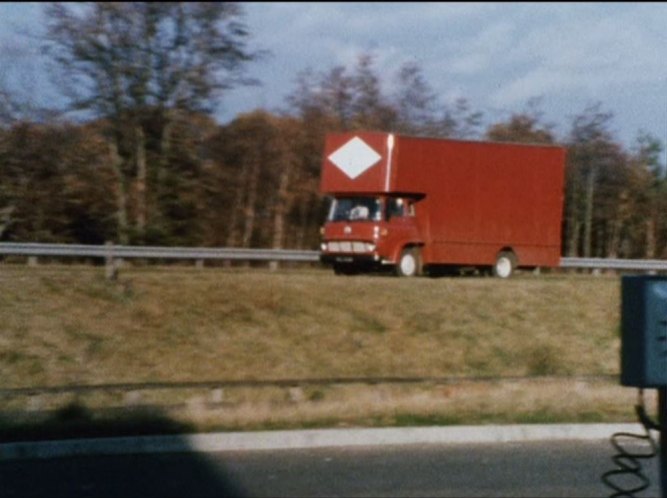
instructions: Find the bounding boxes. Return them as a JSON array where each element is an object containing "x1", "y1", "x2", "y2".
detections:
[{"x1": 383, "y1": 197, "x2": 423, "y2": 262}]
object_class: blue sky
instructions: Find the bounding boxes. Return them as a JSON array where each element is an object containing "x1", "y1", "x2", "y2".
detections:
[{"x1": 2, "y1": 2, "x2": 667, "y2": 156}]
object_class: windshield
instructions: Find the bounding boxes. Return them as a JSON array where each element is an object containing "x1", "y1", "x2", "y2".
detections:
[{"x1": 328, "y1": 197, "x2": 382, "y2": 222}]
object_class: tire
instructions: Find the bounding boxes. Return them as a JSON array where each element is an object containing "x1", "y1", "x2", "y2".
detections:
[
  {"x1": 492, "y1": 251, "x2": 517, "y2": 278},
  {"x1": 396, "y1": 247, "x2": 422, "y2": 277}
]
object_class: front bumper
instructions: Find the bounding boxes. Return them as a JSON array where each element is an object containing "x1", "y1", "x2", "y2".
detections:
[{"x1": 320, "y1": 253, "x2": 379, "y2": 265}]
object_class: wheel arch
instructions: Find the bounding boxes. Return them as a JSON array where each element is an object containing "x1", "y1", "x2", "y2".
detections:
[
  {"x1": 497, "y1": 246, "x2": 517, "y2": 262},
  {"x1": 390, "y1": 240, "x2": 424, "y2": 264}
]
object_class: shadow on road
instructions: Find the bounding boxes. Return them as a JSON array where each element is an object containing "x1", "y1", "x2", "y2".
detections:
[{"x1": 0, "y1": 403, "x2": 248, "y2": 497}]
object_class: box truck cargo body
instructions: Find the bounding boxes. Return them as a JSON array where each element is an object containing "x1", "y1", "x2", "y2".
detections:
[{"x1": 319, "y1": 131, "x2": 566, "y2": 277}]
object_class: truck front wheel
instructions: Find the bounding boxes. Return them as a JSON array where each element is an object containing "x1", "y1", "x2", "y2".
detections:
[
  {"x1": 396, "y1": 247, "x2": 422, "y2": 277},
  {"x1": 493, "y1": 251, "x2": 517, "y2": 278}
]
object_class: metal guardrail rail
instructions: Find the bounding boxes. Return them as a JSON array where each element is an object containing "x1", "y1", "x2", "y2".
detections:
[
  {"x1": 559, "y1": 257, "x2": 667, "y2": 272},
  {"x1": 0, "y1": 242, "x2": 320, "y2": 262},
  {"x1": 1, "y1": 242, "x2": 667, "y2": 271}
]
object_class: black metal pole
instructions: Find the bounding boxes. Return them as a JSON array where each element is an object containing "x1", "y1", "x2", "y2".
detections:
[{"x1": 660, "y1": 387, "x2": 667, "y2": 498}]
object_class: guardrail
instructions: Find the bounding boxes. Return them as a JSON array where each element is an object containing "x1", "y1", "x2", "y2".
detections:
[
  {"x1": 0, "y1": 242, "x2": 320, "y2": 262},
  {"x1": 0, "y1": 242, "x2": 321, "y2": 279},
  {"x1": 1, "y1": 242, "x2": 667, "y2": 273},
  {"x1": 559, "y1": 257, "x2": 667, "y2": 272}
]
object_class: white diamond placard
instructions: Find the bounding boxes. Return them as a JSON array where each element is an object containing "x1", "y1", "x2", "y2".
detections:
[{"x1": 328, "y1": 137, "x2": 382, "y2": 179}]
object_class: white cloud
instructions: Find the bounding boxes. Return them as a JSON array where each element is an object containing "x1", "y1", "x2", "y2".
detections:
[
  {"x1": 447, "y1": 21, "x2": 517, "y2": 75},
  {"x1": 482, "y1": 6, "x2": 667, "y2": 106}
]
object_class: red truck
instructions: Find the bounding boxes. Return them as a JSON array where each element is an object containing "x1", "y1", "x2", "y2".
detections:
[{"x1": 319, "y1": 131, "x2": 566, "y2": 278}]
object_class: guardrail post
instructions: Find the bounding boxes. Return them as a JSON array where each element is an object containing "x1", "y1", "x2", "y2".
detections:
[
  {"x1": 124, "y1": 390, "x2": 142, "y2": 407},
  {"x1": 210, "y1": 388, "x2": 224, "y2": 404},
  {"x1": 105, "y1": 241, "x2": 117, "y2": 280},
  {"x1": 287, "y1": 386, "x2": 305, "y2": 403}
]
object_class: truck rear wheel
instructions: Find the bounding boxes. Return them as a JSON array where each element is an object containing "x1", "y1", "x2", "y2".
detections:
[
  {"x1": 493, "y1": 251, "x2": 517, "y2": 278},
  {"x1": 396, "y1": 247, "x2": 422, "y2": 277}
]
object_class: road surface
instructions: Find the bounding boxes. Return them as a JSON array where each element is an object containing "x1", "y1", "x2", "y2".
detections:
[{"x1": 0, "y1": 439, "x2": 659, "y2": 497}]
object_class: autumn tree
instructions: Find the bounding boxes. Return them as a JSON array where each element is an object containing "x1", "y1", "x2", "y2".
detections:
[
  {"x1": 392, "y1": 61, "x2": 440, "y2": 136},
  {"x1": 146, "y1": 112, "x2": 221, "y2": 246},
  {"x1": 204, "y1": 111, "x2": 302, "y2": 251},
  {"x1": 564, "y1": 103, "x2": 627, "y2": 258},
  {"x1": 318, "y1": 66, "x2": 355, "y2": 130},
  {"x1": 436, "y1": 97, "x2": 484, "y2": 139},
  {"x1": 283, "y1": 71, "x2": 340, "y2": 247},
  {"x1": 0, "y1": 88, "x2": 20, "y2": 127},
  {"x1": 485, "y1": 99, "x2": 556, "y2": 144},
  {"x1": 0, "y1": 122, "x2": 117, "y2": 243},
  {"x1": 348, "y1": 53, "x2": 397, "y2": 130},
  {"x1": 626, "y1": 131, "x2": 666, "y2": 258},
  {"x1": 43, "y1": 2, "x2": 258, "y2": 244}
]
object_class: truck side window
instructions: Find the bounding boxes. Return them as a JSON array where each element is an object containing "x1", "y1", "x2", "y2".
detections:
[{"x1": 386, "y1": 198, "x2": 405, "y2": 220}]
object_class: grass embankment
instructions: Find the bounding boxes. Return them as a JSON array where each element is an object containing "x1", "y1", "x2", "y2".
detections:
[{"x1": 0, "y1": 264, "x2": 638, "y2": 439}]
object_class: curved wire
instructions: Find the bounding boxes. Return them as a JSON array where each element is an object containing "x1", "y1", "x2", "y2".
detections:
[{"x1": 601, "y1": 390, "x2": 659, "y2": 497}]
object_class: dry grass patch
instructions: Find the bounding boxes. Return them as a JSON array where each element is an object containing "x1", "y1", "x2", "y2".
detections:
[
  {"x1": 1, "y1": 265, "x2": 620, "y2": 385},
  {"x1": 0, "y1": 264, "x2": 629, "y2": 433},
  {"x1": 3, "y1": 377, "x2": 639, "y2": 438}
]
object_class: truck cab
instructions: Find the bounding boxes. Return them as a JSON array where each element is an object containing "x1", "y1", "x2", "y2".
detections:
[{"x1": 320, "y1": 194, "x2": 424, "y2": 276}]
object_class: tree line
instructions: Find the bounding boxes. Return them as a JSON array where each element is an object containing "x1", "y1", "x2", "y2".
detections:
[{"x1": 0, "y1": 2, "x2": 665, "y2": 260}]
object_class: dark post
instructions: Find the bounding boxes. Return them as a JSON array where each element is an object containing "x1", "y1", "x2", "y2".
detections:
[{"x1": 660, "y1": 387, "x2": 667, "y2": 498}]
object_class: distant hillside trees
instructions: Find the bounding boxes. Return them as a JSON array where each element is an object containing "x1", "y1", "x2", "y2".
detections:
[
  {"x1": 0, "y1": 122, "x2": 117, "y2": 243},
  {"x1": 562, "y1": 104, "x2": 667, "y2": 259}
]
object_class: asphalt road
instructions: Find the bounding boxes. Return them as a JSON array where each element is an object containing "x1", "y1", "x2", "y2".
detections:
[{"x1": 0, "y1": 439, "x2": 660, "y2": 497}]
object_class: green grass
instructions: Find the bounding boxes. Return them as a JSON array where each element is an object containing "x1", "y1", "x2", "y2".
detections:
[{"x1": 0, "y1": 263, "x2": 638, "y2": 440}]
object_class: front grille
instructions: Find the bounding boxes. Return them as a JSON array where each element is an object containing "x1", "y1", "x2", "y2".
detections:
[{"x1": 325, "y1": 241, "x2": 374, "y2": 253}]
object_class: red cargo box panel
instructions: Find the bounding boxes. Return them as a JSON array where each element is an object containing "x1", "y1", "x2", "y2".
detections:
[{"x1": 393, "y1": 136, "x2": 566, "y2": 245}]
